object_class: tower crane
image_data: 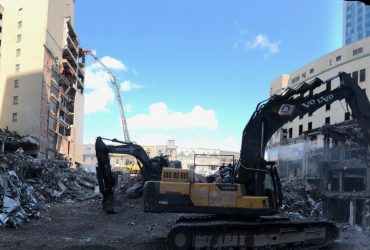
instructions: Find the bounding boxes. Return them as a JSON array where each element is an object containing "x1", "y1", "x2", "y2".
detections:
[{"x1": 82, "y1": 49, "x2": 131, "y2": 142}]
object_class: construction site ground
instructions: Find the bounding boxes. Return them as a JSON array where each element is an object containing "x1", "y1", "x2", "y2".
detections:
[{"x1": 0, "y1": 194, "x2": 368, "y2": 250}]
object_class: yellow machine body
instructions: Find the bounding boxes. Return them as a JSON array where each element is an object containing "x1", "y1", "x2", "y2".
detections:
[{"x1": 144, "y1": 168, "x2": 276, "y2": 216}]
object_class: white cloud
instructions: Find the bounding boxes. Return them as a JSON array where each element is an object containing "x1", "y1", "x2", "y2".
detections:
[
  {"x1": 89, "y1": 56, "x2": 127, "y2": 71},
  {"x1": 245, "y1": 34, "x2": 280, "y2": 57},
  {"x1": 84, "y1": 55, "x2": 138, "y2": 114},
  {"x1": 120, "y1": 80, "x2": 143, "y2": 92},
  {"x1": 84, "y1": 68, "x2": 115, "y2": 114},
  {"x1": 127, "y1": 102, "x2": 218, "y2": 130}
]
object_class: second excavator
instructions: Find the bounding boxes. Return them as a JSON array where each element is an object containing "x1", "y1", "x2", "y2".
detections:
[{"x1": 96, "y1": 72, "x2": 370, "y2": 249}]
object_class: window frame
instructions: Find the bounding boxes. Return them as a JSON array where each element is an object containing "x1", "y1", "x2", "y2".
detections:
[
  {"x1": 360, "y1": 68, "x2": 366, "y2": 83},
  {"x1": 12, "y1": 113, "x2": 17, "y2": 122},
  {"x1": 13, "y1": 96, "x2": 18, "y2": 105},
  {"x1": 14, "y1": 79, "x2": 19, "y2": 88}
]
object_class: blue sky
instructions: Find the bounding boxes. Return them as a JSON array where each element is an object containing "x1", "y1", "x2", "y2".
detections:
[{"x1": 75, "y1": 0, "x2": 343, "y2": 151}]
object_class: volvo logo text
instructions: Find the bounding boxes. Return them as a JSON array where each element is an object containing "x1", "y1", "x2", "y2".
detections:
[{"x1": 301, "y1": 94, "x2": 334, "y2": 108}]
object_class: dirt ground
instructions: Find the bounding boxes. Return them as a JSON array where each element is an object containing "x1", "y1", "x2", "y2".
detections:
[
  {"x1": 0, "y1": 195, "x2": 368, "y2": 250},
  {"x1": 0, "y1": 194, "x2": 179, "y2": 250}
]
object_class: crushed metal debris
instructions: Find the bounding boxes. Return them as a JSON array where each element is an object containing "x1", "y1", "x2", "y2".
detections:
[{"x1": 281, "y1": 177, "x2": 325, "y2": 220}]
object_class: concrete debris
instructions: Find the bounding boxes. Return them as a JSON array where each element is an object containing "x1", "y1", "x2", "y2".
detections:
[
  {"x1": 0, "y1": 129, "x2": 132, "y2": 228},
  {"x1": 281, "y1": 177, "x2": 325, "y2": 219},
  {"x1": 0, "y1": 128, "x2": 39, "y2": 153}
]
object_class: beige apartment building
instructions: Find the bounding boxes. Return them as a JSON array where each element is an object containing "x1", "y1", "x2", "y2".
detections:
[
  {"x1": 269, "y1": 36, "x2": 369, "y2": 144},
  {"x1": 0, "y1": 0, "x2": 84, "y2": 164}
]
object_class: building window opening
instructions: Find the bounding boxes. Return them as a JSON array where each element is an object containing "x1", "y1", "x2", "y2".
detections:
[
  {"x1": 16, "y1": 34, "x2": 21, "y2": 43},
  {"x1": 16, "y1": 48, "x2": 20, "y2": 57},
  {"x1": 352, "y1": 71, "x2": 359, "y2": 84},
  {"x1": 299, "y1": 125, "x2": 303, "y2": 136},
  {"x1": 326, "y1": 81, "x2": 331, "y2": 91},
  {"x1": 310, "y1": 68, "x2": 314, "y2": 74},
  {"x1": 292, "y1": 76, "x2": 300, "y2": 84},
  {"x1": 325, "y1": 117, "x2": 330, "y2": 124},
  {"x1": 345, "y1": 112, "x2": 351, "y2": 121},
  {"x1": 12, "y1": 113, "x2": 17, "y2": 122},
  {"x1": 18, "y1": 8, "x2": 23, "y2": 16},
  {"x1": 288, "y1": 128, "x2": 293, "y2": 138},
  {"x1": 360, "y1": 68, "x2": 366, "y2": 82},
  {"x1": 308, "y1": 112, "x2": 313, "y2": 117},
  {"x1": 326, "y1": 104, "x2": 331, "y2": 111},
  {"x1": 18, "y1": 21, "x2": 22, "y2": 29},
  {"x1": 353, "y1": 47, "x2": 363, "y2": 56},
  {"x1": 14, "y1": 79, "x2": 19, "y2": 88},
  {"x1": 308, "y1": 122, "x2": 312, "y2": 131},
  {"x1": 59, "y1": 111, "x2": 65, "y2": 122},
  {"x1": 13, "y1": 96, "x2": 18, "y2": 105},
  {"x1": 336, "y1": 55, "x2": 341, "y2": 62},
  {"x1": 15, "y1": 64, "x2": 20, "y2": 72},
  {"x1": 282, "y1": 129, "x2": 287, "y2": 139}
]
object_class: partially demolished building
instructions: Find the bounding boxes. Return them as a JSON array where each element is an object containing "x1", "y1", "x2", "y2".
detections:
[
  {"x1": 0, "y1": 0, "x2": 85, "y2": 164},
  {"x1": 267, "y1": 37, "x2": 370, "y2": 225}
]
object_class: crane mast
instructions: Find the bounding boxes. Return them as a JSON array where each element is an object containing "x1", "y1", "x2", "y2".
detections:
[{"x1": 83, "y1": 50, "x2": 131, "y2": 142}]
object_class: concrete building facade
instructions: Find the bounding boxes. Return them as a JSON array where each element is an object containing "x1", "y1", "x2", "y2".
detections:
[
  {"x1": 0, "y1": 0, "x2": 85, "y2": 164},
  {"x1": 343, "y1": 1, "x2": 370, "y2": 45}
]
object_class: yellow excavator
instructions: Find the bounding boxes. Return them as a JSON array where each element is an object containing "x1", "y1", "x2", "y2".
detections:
[{"x1": 95, "y1": 72, "x2": 370, "y2": 249}]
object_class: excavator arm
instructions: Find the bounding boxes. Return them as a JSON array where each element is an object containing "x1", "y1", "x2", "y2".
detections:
[
  {"x1": 95, "y1": 136, "x2": 168, "y2": 212},
  {"x1": 82, "y1": 49, "x2": 131, "y2": 142}
]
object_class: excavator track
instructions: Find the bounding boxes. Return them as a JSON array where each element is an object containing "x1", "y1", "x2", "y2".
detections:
[{"x1": 167, "y1": 215, "x2": 338, "y2": 250}]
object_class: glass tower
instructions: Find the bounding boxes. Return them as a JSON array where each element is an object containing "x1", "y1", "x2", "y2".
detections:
[{"x1": 343, "y1": 1, "x2": 370, "y2": 45}]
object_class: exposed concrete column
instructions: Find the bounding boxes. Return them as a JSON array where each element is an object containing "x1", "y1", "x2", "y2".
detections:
[
  {"x1": 322, "y1": 165, "x2": 330, "y2": 191},
  {"x1": 362, "y1": 199, "x2": 370, "y2": 226},
  {"x1": 0, "y1": 139, "x2": 4, "y2": 154},
  {"x1": 349, "y1": 199, "x2": 356, "y2": 226},
  {"x1": 366, "y1": 168, "x2": 370, "y2": 192},
  {"x1": 323, "y1": 136, "x2": 329, "y2": 161},
  {"x1": 339, "y1": 171, "x2": 344, "y2": 192}
]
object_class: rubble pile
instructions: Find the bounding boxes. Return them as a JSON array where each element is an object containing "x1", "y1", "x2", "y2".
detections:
[
  {"x1": 281, "y1": 178, "x2": 325, "y2": 219},
  {"x1": 0, "y1": 166, "x2": 41, "y2": 228},
  {"x1": 0, "y1": 130, "x2": 133, "y2": 228}
]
